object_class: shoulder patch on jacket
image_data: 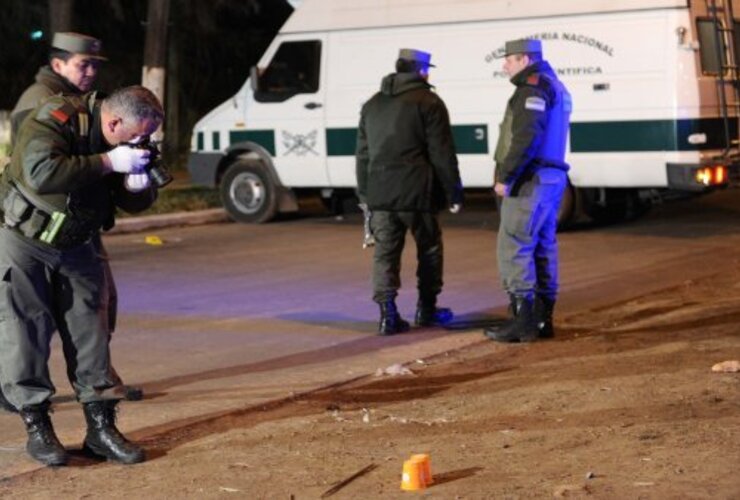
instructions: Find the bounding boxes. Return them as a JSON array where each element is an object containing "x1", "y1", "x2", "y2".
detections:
[
  {"x1": 50, "y1": 108, "x2": 70, "y2": 124},
  {"x1": 524, "y1": 96, "x2": 547, "y2": 112},
  {"x1": 38, "y1": 100, "x2": 78, "y2": 125},
  {"x1": 526, "y1": 74, "x2": 540, "y2": 86}
]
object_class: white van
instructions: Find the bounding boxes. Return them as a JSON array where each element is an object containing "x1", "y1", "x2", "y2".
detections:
[{"x1": 187, "y1": 0, "x2": 739, "y2": 224}]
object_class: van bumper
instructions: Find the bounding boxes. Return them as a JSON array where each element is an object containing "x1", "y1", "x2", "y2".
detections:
[
  {"x1": 187, "y1": 152, "x2": 224, "y2": 187},
  {"x1": 666, "y1": 162, "x2": 734, "y2": 191}
]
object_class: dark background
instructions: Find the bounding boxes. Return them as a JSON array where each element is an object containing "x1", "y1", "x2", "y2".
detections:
[{"x1": 0, "y1": 0, "x2": 294, "y2": 164}]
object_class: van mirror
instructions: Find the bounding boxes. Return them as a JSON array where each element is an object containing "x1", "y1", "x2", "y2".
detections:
[{"x1": 249, "y1": 66, "x2": 262, "y2": 93}]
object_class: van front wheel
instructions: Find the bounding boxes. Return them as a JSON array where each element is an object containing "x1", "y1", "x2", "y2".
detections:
[{"x1": 220, "y1": 161, "x2": 278, "y2": 223}]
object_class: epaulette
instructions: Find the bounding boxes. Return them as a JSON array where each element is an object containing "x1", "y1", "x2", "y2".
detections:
[
  {"x1": 37, "y1": 97, "x2": 91, "y2": 136},
  {"x1": 38, "y1": 99, "x2": 77, "y2": 124},
  {"x1": 49, "y1": 103, "x2": 77, "y2": 124}
]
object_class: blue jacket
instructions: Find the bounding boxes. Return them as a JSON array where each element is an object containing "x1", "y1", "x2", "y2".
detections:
[{"x1": 494, "y1": 60, "x2": 572, "y2": 185}]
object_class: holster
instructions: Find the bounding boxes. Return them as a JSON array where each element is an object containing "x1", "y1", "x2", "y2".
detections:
[{"x1": 2, "y1": 183, "x2": 96, "y2": 249}]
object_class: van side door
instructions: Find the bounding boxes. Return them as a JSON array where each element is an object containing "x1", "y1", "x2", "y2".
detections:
[{"x1": 249, "y1": 37, "x2": 328, "y2": 186}]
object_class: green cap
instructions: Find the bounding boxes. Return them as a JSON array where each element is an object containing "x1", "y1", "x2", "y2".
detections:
[
  {"x1": 51, "y1": 32, "x2": 107, "y2": 60},
  {"x1": 504, "y1": 39, "x2": 542, "y2": 57}
]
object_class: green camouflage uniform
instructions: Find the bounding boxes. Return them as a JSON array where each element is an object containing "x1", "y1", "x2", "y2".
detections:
[{"x1": 0, "y1": 93, "x2": 156, "y2": 409}]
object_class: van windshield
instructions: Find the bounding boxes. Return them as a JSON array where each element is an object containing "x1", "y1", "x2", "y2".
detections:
[{"x1": 255, "y1": 40, "x2": 321, "y2": 102}]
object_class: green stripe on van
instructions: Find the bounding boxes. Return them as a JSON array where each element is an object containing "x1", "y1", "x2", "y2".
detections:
[
  {"x1": 230, "y1": 130, "x2": 275, "y2": 156},
  {"x1": 571, "y1": 120, "x2": 676, "y2": 152},
  {"x1": 571, "y1": 118, "x2": 736, "y2": 152},
  {"x1": 452, "y1": 125, "x2": 488, "y2": 154},
  {"x1": 325, "y1": 124, "x2": 489, "y2": 156},
  {"x1": 326, "y1": 128, "x2": 357, "y2": 156},
  {"x1": 221, "y1": 118, "x2": 734, "y2": 157}
]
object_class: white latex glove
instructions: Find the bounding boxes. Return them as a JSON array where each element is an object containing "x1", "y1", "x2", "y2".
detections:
[
  {"x1": 124, "y1": 173, "x2": 151, "y2": 192},
  {"x1": 106, "y1": 145, "x2": 150, "y2": 174},
  {"x1": 449, "y1": 203, "x2": 462, "y2": 214}
]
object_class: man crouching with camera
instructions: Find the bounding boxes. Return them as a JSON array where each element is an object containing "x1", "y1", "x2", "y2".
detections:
[{"x1": 0, "y1": 85, "x2": 163, "y2": 466}]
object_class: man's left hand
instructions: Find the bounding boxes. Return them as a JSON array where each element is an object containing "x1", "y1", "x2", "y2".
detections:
[
  {"x1": 494, "y1": 182, "x2": 510, "y2": 197},
  {"x1": 125, "y1": 173, "x2": 151, "y2": 192}
]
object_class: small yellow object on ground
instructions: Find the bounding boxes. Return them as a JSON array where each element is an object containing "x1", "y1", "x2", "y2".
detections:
[{"x1": 145, "y1": 235, "x2": 163, "y2": 245}]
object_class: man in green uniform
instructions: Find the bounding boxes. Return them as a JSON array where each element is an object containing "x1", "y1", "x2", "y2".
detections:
[
  {"x1": 483, "y1": 39, "x2": 572, "y2": 343},
  {"x1": 0, "y1": 32, "x2": 142, "y2": 415},
  {"x1": 356, "y1": 48, "x2": 463, "y2": 335},
  {"x1": 10, "y1": 32, "x2": 105, "y2": 140},
  {"x1": 0, "y1": 85, "x2": 162, "y2": 466}
]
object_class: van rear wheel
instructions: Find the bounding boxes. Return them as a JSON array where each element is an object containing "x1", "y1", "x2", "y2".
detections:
[
  {"x1": 582, "y1": 188, "x2": 649, "y2": 225},
  {"x1": 556, "y1": 182, "x2": 576, "y2": 230},
  {"x1": 220, "y1": 161, "x2": 278, "y2": 223}
]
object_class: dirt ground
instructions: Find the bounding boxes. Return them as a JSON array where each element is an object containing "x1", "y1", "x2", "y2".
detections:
[{"x1": 1, "y1": 242, "x2": 738, "y2": 498}]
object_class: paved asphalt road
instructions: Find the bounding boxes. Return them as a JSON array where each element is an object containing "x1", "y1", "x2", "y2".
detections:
[{"x1": 1, "y1": 188, "x2": 739, "y2": 478}]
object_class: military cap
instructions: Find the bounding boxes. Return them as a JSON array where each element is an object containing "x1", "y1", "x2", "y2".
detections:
[
  {"x1": 504, "y1": 39, "x2": 542, "y2": 57},
  {"x1": 52, "y1": 32, "x2": 107, "y2": 60},
  {"x1": 398, "y1": 48, "x2": 435, "y2": 67}
]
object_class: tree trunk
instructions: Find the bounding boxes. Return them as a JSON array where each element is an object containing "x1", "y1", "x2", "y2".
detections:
[
  {"x1": 142, "y1": 0, "x2": 170, "y2": 141},
  {"x1": 164, "y1": 14, "x2": 179, "y2": 165},
  {"x1": 49, "y1": 0, "x2": 75, "y2": 33}
]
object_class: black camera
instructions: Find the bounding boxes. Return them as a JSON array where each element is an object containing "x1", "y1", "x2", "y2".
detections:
[{"x1": 124, "y1": 138, "x2": 173, "y2": 188}]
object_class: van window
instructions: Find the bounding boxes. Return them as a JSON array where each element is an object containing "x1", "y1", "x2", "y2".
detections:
[
  {"x1": 255, "y1": 40, "x2": 321, "y2": 102},
  {"x1": 697, "y1": 18, "x2": 726, "y2": 74}
]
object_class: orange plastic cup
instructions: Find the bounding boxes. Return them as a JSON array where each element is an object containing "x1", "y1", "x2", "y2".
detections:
[
  {"x1": 410, "y1": 454, "x2": 433, "y2": 485},
  {"x1": 400, "y1": 458, "x2": 426, "y2": 491}
]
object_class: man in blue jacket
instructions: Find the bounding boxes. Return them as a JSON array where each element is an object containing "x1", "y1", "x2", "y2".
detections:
[{"x1": 484, "y1": 39, "x2": 572, "y2": 343}]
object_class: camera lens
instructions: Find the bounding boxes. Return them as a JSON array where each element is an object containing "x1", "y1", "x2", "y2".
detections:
[{"x1": 148, "y1": 161, "x2": 173, "y2": 187}]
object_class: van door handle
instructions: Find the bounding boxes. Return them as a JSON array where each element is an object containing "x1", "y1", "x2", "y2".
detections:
[{"x1": 304, "y1": 102, "x2": 323, "y2": 110}]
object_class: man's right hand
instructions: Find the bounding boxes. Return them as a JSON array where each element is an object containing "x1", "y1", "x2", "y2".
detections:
[
  {"x1": 494, "y1": 182, "x2": 510, "y2": 198},
  {"x1": 104, "y1": 145, "x2": 150, "y2": 174}
]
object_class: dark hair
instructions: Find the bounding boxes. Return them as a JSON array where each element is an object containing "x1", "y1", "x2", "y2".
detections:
[
  {"x1": 395, "y1": 58, "x2": 427, "y2": 74},
  {"x1": 103, "y1": 85, "x2": 164, "y2": 126},
  {"x1": 49, "y1": 49, "x2": 73, "y2": 65}
]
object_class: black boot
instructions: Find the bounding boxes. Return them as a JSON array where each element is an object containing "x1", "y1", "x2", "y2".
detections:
[
  {"x1": 378, "y1": 300, "x2": 410, "y2": 335},
  {"x1": 506, "y1": 293, "x2": 517, "y2": 318},
  {"x1": 415, "y1": 298, "x2": 454, "y2": 327},
  {"x1": 534, "y1": 296, "x2": 555, "y2": 339},
  {"x1": 123, "y1": 385, "x2": 144, "y2": 401},
  {"x1": 20, "y1": 405, "x2": 68, "y2": 466},
  {"x1": 484, "y1": 296, "x2": 539, "y2": 342},
  {"x1": 82, "y1": 401, "x2": 145, "y2": 464},
  {"x1": 0, "y1": 389, "x2": 18, "y2": 413}
]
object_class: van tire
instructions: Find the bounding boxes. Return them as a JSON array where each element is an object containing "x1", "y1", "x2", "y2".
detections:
[
  {"x1": 220, "y1": 161, "x2": 278, "y2": 223},
  {"x1": 582, "y1": 188, "x2": 648, "y2": 225}
]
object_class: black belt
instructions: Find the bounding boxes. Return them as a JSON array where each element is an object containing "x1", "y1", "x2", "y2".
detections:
[
  {"x1": 14, "y1": 212, "x2": 94, "y2": 250},
  {"x1": 533, "y1": 159, "x2": 569, "y2": 171},
  {"x1": 3, "y1": 184, "x2": 95, "y2": 249}
]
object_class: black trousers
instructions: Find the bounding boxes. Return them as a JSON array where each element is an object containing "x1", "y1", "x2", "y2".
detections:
[{"x1": 370, "y1": 211, "x2": 443, "y2": 304}]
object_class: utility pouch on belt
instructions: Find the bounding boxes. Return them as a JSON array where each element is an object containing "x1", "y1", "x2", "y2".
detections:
[
  {"x1": 2, "y1": 187, "x2": 35, "y2": 229},
  {"x1": 3, "y1": 182, "x2": 80, "y2": 247}
]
